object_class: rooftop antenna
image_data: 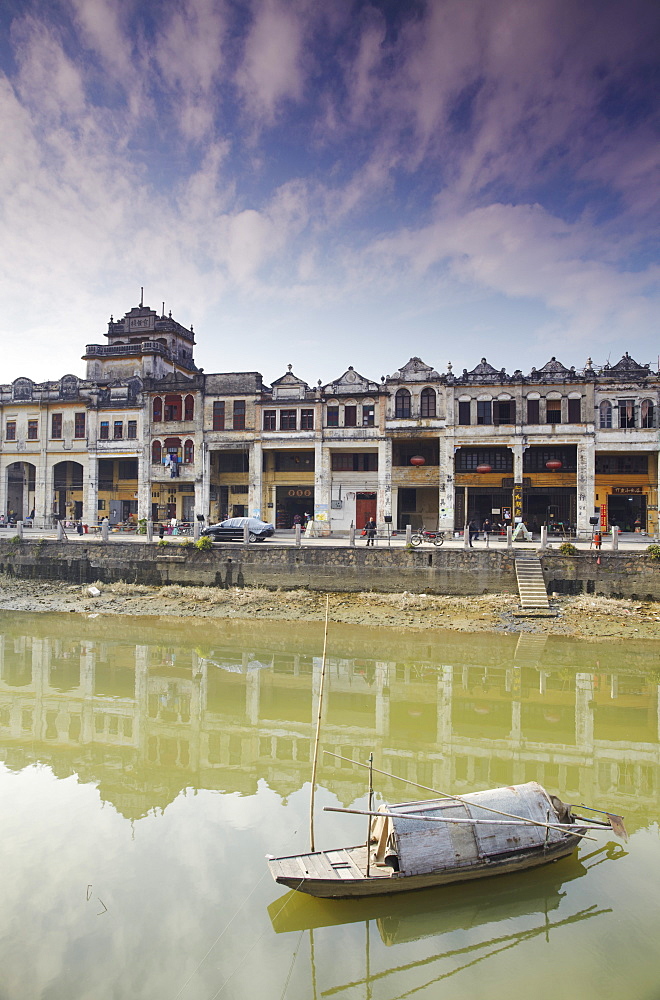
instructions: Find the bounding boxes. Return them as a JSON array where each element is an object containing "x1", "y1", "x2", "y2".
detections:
[{"x1": 140, "y1": 286, "x2": 144, "y2": 308}]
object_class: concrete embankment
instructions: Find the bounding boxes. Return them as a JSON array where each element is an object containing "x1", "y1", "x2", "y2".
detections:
[{"x1": 0, "y1": 540, "x2": 658, "y2": 600}]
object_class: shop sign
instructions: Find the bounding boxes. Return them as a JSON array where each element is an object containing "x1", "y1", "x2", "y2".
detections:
[
  {"x1": 600, "y1": 503, "x2": 607, "y2": 528},
  {"x1": 512, "y1": 483, "x2": 523, "y2": 518},
  {"x1": 491, "y1": 508, "x2": 500, "y2": 514},
  {"x1": 287, "y1": 489, "x2": 313, "y2": 498},
  {"x1": 611, "y1": 486, "x2": 643, "y2": 494}
]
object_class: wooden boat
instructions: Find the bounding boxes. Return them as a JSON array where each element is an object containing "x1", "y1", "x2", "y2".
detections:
[{"x1": 267, "y1": 781, "x2": 622, "y2": 899}]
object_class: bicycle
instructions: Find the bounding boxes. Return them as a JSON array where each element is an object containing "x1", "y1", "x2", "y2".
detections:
[{"x1": 410, "y1": 528, "x2": 445, "y2": 547}]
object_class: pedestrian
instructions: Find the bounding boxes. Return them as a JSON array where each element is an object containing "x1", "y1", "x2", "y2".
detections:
[
  {"x1": 293, "y1": 513, "x2": 302, "y2": 529},
  {"x1": 482, "y1": 517, "x2": 491, "y2": 537},
  {"x1": 365, "y1": 516, "x2": 376, "y2": 546},
  {"x1": 158, "y1": 522, "x2": 165, "y2": 540},
  {"x1": 76, "y1": 521, "x2": 84, "y2": 535},
  {"x1": 468, "y1": 518, "x2": 478, "y2": 546}
]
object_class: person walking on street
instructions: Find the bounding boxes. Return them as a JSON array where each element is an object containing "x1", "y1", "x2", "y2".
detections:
[
  {"x1": 365, "y1": 517, "x2": 377, "y2": 546},
  {"x1": 468, "y1": 518, "x2": 478, "y2": 546}
]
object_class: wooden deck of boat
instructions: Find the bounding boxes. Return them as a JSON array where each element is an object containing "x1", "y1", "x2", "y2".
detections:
[{"x1": 269, "y1": 846, "x2": 392, "y2": 882}]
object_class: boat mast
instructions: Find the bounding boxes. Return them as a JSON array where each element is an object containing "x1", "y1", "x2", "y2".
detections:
[
  {"x1": 309, "y1": 596, "x2": 330, "y2": 852},
  {"x1": 366, "y1": 752, "x2": 374, "y2": 878}
]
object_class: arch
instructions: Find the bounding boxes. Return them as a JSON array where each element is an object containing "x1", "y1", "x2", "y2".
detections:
[
  {"x1": 184, "y1": 439, "x2": 194, "y2": 464},
  {"x1": 152, "y1": 440, "x2": 162, "y2": 464},
  {"x1": 164, "y1": 394, "x2": 182, "y2": 421},
  {"x1": 641, "y1": 398, "x2": 655, "y2": 428},
  {"x1": 395, "y1": 388, "x2": 411, "y2": 418},
  {"x1": 52, "y1": 460, "x2": 84, "y2": 521},
  {"x1": 6, "y1": 461, "x2": 36, "y2": 520},
  {"x1": 599, "y1": 400, "x2": 612, "y2": 428},
  {"x1": 184, "y1": 394, "x2": 194, "y2": 420},
  {"x1": 153, "y1": 396, "x2": 162, "y2": 422},
  {"x1": 12, "y1": 378, "x2": 33, "y2": 401},
  {"x1": 164, "y1": 437, "x2": 182, "y2": 455},
  {"x1": 420, "y1": 387, "x2": 436, "y2": 417}
]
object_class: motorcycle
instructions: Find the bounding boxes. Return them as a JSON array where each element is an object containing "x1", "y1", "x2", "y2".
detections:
[{"x1": 410, "y1": 528, "x2": 445, "y2": 547}]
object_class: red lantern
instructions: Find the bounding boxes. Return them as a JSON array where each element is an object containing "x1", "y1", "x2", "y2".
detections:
[
  {"x1": 476, "y1": 464, "x2": 492, "y2": 474},
  {"x1": 409, "y1": 455, "x2": 426, "y2": 466},
  {"x1": 546, "y1": 460, "x2": 562, "y2": 471}
]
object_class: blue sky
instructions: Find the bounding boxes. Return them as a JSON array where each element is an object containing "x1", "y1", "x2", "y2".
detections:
[{"x1": 0, "y1": 0, "x2": 658, "y2": 386}]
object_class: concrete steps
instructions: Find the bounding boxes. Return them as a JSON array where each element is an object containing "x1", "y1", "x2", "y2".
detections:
[{"x1": 515, "y1": 553, "x2": 550, "y2": 610}]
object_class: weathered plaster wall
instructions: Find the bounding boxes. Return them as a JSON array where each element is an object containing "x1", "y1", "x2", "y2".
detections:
[{"x1": 0, "y1": 541, "x2": 658, "y2": 599}]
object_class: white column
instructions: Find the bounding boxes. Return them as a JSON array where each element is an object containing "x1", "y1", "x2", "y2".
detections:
[
  {"x1": 34, "y1": 460, "x2": 54, "y2": 528},
  {"x1": 377, "y1": 438, "x2": 392, "y2": 524},
  {"x1": 436, "y1": 665, "x2": 453, "y2": 746},
  {"x1": 248, "y1": 440, "x2": 263, "y2": 518},
  {"x1": 196, "y1": 441, "x2": 211, "y2": 521},
  {"x1": 83, "y1": 453, "x2": 99, "y2": 527},
  {"x1": 438, "y1": 432, "x2": 455, "y2": 532},
  {"x1": 576, "y1": 439, "x2": 595, "y2": 536},
  {"x1": 0, "y1": 463, "x2": 6, "y2": 522},
  {"x1": 136, "y1": 445, "x2": 151, "y2": 521},
  {"x1": 314, "y1": 441, "x2": 331, "y2": 533}
]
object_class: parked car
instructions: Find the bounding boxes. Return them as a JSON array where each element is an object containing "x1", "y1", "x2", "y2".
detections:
[{"x1": 201, "y1": 517, "x2": 275, "y2": 542}]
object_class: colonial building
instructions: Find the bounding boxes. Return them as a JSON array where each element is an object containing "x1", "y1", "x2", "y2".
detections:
[{"x1": 1, "y1": 299, "x2": 658, "y2": 534}]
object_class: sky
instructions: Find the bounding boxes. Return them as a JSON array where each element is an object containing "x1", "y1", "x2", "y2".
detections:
[{"x1": 0, "y1": 0, "x2": 658, "y2": 388}]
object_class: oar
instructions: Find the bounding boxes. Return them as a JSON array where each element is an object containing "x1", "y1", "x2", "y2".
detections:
[
  {"x1": 324, "y1": 806, "x2": 598, "y2": 841},
  {"x1": 324, "y1": 751, "x2": 595, "y2": 840},
  {"x1": 570, "y1": 803, "x2": 628, "y2": 841}
]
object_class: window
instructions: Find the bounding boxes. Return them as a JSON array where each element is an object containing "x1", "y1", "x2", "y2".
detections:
[
  {"x1": 118, "y1": 460, "x2": 138, "y2": 479},
  {"x1": 301, "y1": 409, "x2": 314, "y2": 430},
  {"x1": 476, "y1": 400, "x2": 492, "y2": 425},
  {"x1": 164, "y1": 394, "x2": 182, "y2": 421},
  {"x1": 275, "y1": 451, "x2": 314, "y2": 471},
  {"x1": 641, "y1": 399, "x2": 655, "y2": 428},
  {"x1": 458, "y1": 401, "x2": 471, "y2": 425},
  {"x1": 51, "y1": 413, "x2": 62, "y2": 438},
  {"x1": 263, "y1": 409, "x2": 276, "y2": 430},
  {"x1": 213, "y1": 401, "x2": 225, "y2": 430},
  {"x1": 184, "y1": 440, "x2": 194, "y2": 463},
  {"x1": 545, "y1": 399, "x2": 561, "y2": 424},
  {"x1": 5, "y1": 420, "x2": 16, "y2": 440},
  {"x1": 331, "y1": 453, "x2": 378, "y2": 471},
  {"x1": 327, "y1": 406, "x2": 339, "y2": 427},
  {"x1": 618, "y1": 398, "x2": 635, "y2": 428},
  {"x1": 27, "y1": 420, "x2": 38, "y2": 440},
  {"x1": 152, "y1": 397, "x2": 162, "y2": 422},
  {"x1": 421, "y1": 387, "x2": 436, "y2": 418},
  {"x1": 218, "y1": 452, "x2": 249, "y2": 472},
  {"x1": 280, "y1": 409, "x2": 297, "y2": 430},
  {"x1": 523, "y1": 447, "x2": 577, "y2": 472},
  {"x1": 74, "y1": 412, "x2": 86, "y2": 438},
  {"x1": 99, "y1": 421, "x2": 109, "y2": 440},
  {"x1": 127, "y1": 420, "x2": 137, "y2": 439},
  {"x1": 344, "y1": 405, "x2": 357, "y2": 427},
  {"x1": 113, "y1": 421, "x2": 123, "y2": 439},
  {"x1": 233, "y1": 400, "x2": 245, "y2": 430},
  {"x1": 595, "y1": 454, "x2": 648, "y2": 475},
  {"x1": 456, "y1": 449, "x2": 513, "y2": 472},
  {"x1": 599, "y1": 401, "x2": 612, "y2": 428},
  {"x1": 526, "y1": 399, "x2": 540, "y2": 424},
  {"x1": 395, "y1": 389, "x2": 411, "y2": 418},
  {"x1": 567, "y1": 398, "x2": 581, "y2": 423},
  {"x1": 362, "y1": 404, "x2": 375, "y2": 426},
  {"x1": 184, "y1": 395, "x2": 194, "y2": 420},
  {"x1": 152, "y1": 441, "x2": 162, "y2": 464},
  {"x1": 493, "y1": 401, "x2": 515, "y2": 425}
]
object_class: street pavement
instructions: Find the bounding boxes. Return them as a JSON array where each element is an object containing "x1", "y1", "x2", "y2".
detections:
[{"x1": 0, "y1": 525, "x2": 655, "y2": 552}]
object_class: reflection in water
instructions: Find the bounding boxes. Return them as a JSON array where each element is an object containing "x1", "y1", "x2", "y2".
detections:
[
  {"x1": 0, "y1": 613, "x2": 658, "y2": 1000},
  {"x1": 0, "y1": 619, "x2": 658, "y2": 824}
]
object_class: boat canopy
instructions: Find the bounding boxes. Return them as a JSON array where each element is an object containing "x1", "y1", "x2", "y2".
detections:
[{"x1": 372, "y1": 781, "x2": 566, "y2": 876}]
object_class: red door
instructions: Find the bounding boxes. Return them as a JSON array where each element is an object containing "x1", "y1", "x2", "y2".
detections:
[{"x1": 356, "y1": 493, "x2": 377, "y2": 528}]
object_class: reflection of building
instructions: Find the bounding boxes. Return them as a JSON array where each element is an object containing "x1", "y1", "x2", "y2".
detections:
[
  {"x1": 0, "y1": 628, "x2": 658, "y2": 824},
  {"x1": 0, "y1": 300, "x2": 658, "y2": 532}
]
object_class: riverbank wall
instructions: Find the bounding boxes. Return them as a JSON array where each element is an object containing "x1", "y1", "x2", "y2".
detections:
[{"x1": 0, "y1": 540, "x2": 658, "y2": 600}]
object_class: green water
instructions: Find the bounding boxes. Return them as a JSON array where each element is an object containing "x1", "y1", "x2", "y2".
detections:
[{"x1": 0, "y1": 612, "x2": 658, "y2": 1000}]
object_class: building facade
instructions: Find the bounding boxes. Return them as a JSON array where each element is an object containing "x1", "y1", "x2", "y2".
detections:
[{"x1": 1, "y1": 300, "x2": 658, "y2": 534}]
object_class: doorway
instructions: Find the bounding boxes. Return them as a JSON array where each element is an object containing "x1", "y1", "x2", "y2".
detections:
[
  {"x1": 607, "y1": 493, "x2": 646, "y2": 532},
  {"x1": 355, "y1": 492, "x2": 376, "y2": 529}
]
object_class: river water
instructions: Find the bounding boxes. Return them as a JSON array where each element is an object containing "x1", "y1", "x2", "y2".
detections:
[{"x1": 0, "y1": 611, "x2": 658, "y2": 1000}]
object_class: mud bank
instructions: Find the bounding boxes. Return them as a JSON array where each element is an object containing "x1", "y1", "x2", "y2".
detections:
[{"x1": 0, "y1": 577, "x2": 659, "y2": 640}]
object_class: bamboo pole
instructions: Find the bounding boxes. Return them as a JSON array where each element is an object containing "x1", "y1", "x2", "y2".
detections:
[
  {"x1": 324, "y1": 806, "x2": 598, "y2": 841},
  {"x1": 309, "y1": 596, "x2": 330, "y2": 852},
  {"x1": 323, "y1": 750, "x2": 594, "y2": 840}
]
